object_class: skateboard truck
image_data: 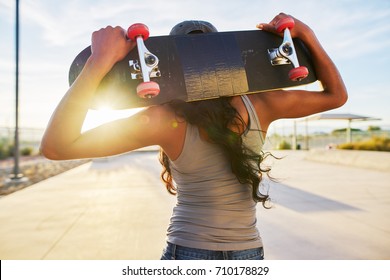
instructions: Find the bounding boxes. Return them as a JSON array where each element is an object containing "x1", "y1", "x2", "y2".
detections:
[
  {"x1": 267, "y1": 17, "x2": 309, "y2": 81},
  {"x1": 127, "y1": 23, "x2": 160, "y2": 98}
]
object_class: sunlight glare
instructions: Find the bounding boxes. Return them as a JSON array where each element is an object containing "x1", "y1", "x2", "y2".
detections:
[{"x1": 81, "y1": 107, "x2": 143, "y2": 132}]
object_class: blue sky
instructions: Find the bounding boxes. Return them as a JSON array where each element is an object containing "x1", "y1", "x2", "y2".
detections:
[{"x1": 0, "y1": 0, "x2": 389, "y2": 134}]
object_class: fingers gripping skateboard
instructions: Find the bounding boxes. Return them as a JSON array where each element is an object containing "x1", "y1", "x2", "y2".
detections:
[
  {"x1": 268, "y1": 17, "x2": 309, "y2": 82},
  {"x1": 127, "y1": 23, "x2": 160, "y2": 98}
]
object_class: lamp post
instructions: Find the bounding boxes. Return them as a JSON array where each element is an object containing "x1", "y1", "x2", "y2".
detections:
[{"x1": 7, "y1": 0, "x2": 27, "y2": 184}]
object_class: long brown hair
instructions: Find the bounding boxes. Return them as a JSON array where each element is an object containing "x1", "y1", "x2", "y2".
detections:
[{"x1": 159, "y1": 97, "x2": 273, "y2": 208}]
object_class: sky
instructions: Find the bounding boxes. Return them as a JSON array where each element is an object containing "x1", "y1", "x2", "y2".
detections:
[{"x1": 0, "y1": 0, "x2": 389, "y2": 135}]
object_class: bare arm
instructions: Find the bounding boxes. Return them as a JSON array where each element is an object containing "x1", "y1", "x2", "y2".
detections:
[
  {"x1": 254, "y1": 13, "x2": 348, "y2": 130},
  {"x1": 40, "y1": 26, "x2": 181, "y2": 160}
]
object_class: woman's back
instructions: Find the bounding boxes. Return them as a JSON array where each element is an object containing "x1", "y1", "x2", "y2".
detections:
[{"x1": 166, "y1": 96, "x2": 265, "y2": 250}]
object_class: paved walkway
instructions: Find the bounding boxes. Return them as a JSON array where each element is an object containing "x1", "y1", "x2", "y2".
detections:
[{"x1": 0, "y1": 150, "x2": 389, "y2": 260}]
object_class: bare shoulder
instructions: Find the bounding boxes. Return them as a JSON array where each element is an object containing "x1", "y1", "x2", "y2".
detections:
[
  {"x1": 132, "y1": 104, "x2": 183, "y2": 136},
  {"x1": 136, "y1": 104, "x2": 186, "y2": 159},
  {"x1": 140, "y1": 103, "x2": 177, "y2": 122}
]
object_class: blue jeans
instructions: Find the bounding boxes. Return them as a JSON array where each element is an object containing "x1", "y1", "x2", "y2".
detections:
[{"x1": 160, "y1": 242, "x2": 264, "y2": 260}]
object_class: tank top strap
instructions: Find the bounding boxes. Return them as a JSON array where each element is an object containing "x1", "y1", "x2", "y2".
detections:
[{"x1": 240, "y1": 95, "x2": 264, "y2": 145}]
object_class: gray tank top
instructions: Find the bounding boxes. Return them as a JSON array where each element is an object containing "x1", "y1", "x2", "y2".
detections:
[{"x1": 167, "y1": 96, "x2": 265, "y2": 250}]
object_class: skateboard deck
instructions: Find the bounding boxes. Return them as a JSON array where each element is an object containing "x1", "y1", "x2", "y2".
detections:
[{"x1": 69, "y1": 29, "x2": 317, "y2": 110}]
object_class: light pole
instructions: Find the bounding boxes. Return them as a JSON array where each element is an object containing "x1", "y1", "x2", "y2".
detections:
[{"x1": 7, "y1": 0, "x2": 27, "y2": 184}]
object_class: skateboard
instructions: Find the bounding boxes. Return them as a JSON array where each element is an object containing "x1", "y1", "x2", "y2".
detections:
[{"x1": 69, "y1": 18, "x2": 317, "y2": 110}]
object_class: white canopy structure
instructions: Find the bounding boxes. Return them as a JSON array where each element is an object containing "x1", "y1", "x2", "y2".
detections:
[{"x1": 306, "y1": 113, "x2": 381, "y2": 143}]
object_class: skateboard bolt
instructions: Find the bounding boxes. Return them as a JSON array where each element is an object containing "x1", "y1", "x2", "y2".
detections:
[
  {"x1": 145, "y1": 55, "x2": 156, "y2": 66},
  {"x1": 281, "y1": 43, "x2": 293, "y2": 56}
]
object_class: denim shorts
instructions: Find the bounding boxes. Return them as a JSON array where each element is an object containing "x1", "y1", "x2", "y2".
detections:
[{"x1": 160, "y1": 242, "x2": 264, "y2": 260}]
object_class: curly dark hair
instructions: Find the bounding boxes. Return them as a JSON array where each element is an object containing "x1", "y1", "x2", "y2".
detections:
[{"x1": 159, "y1": 97, "x2": 273, "y2": 208}]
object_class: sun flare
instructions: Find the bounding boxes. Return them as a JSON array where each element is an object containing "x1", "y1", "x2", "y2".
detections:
[{"x1": 81, "y1": 107, "x2": 143, "y2": 132}]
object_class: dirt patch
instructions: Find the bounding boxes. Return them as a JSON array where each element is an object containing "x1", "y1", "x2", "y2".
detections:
[{"x1": 0, "y1": 156, "x2": 89, "y2": 196}]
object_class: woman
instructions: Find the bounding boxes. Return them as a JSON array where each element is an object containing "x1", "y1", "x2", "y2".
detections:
[{"x1": 41, "y1": 13, "x2": 347, "y2": 260}]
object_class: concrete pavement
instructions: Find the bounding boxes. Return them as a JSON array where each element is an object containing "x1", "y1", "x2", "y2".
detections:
[
  {"x1": 0, "y1": 150, "x2": 389, "y2": 260},
  {"x1": 259, "y1": 151, "x2": 390, "y2": 259}
]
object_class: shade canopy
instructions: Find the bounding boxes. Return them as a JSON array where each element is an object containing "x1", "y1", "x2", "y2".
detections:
[
  {"x1": 308, "y1": 113, "x2": 381, "y2": 122},
  {"x1": 306, "y1": 113, "x2": 381, "y2": 143}
]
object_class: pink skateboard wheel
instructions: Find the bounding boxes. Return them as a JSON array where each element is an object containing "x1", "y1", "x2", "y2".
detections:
[
  {"x1": 289, "y1": 66, "x2": 309, "y2": 81},
  {"x1": 136, "y1": 81, "x2": 160, "y2": 98},
  {"x1": 127, "y1": 23, "x2": 150, "y2": 41},
  {"x1": 276, "y1": 17, "x2": 295, "y2": 33}
]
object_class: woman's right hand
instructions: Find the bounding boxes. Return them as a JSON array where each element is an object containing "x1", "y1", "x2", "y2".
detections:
[{"x1": 89, "y1": 26, "x2": 136, "y2": 75}]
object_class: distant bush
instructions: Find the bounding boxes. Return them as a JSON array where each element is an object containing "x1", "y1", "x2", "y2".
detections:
[
  {"x1": 338, "y1": 136, "x2": 390, "y2": 152},
  {"x1": 7, "y1": 144, "x2": 15, "y2": 157},
  {"x1": 0, "y1": 143, "x2": 14, "y2": 159},
  {"x1": 21, "y1": 147, "x2": 34, "y2": 156},
  {"x1": 277, "y1": 140, "x2": 292, "y2": 150},
  {"x1": 332, "y1": 128, "x2": 361, "y2": 135},
  {"x1": 367, "y1": 126, "x2": 381, "y2": 131},
  {"x1": 0, "y1": 143, "x2": 7, "y2": 159},
  {"x1": 0, "y1": 144, "x2": 35, "y2": 159}
]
